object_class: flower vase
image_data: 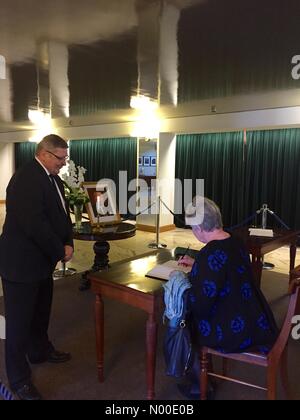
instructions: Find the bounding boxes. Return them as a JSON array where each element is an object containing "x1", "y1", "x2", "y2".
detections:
[{"x1": 74, "y1": 204, "x2": 83, "y2": 231}]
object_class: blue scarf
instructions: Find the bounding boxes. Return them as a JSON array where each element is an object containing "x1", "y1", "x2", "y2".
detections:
[{"x1": 163, "y1": 271, "x2": 191, "y2": 323}]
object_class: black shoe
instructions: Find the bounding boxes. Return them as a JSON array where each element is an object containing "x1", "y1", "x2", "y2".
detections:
[
  {"x1": 47, "y1": 350, "x2": 71, "y2": 364},
  {"x1": 177, "y1": 383, "x2": 215, "y2": 400},
  {"x1": 29, "y1": 350, "x2": 71, "y2": 364},
  {"x1": 15, "y1": 383, "x2": 43, "y2": 401}
]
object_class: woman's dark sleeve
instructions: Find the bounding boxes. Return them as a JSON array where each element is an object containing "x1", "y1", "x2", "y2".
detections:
[{"x1": 188, "y1": 253, "x2": 224, "y2": 319}]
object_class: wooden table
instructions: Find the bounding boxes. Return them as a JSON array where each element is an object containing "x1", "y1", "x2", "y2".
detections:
[
  {"x1": 88, "y1": 249, "x2": 174, "y2": 400},
  {"x1": 73, "y1": 221, "x2": 136, "y2": 290},
  {"x1": 232, "y1": 228, "x2": 300, "y2": 288}
]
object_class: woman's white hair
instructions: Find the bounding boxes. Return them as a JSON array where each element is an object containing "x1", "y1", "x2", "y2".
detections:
[{"x1": 185, "y1": 196, "x2": 223, "y2": 232}]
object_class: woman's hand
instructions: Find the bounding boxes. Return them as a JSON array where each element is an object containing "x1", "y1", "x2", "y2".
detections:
[{"x1": 177, "y1": 255, "x2": 195, "y2": 267}]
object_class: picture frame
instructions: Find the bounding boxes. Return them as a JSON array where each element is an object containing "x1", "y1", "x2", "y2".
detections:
[
  {"x1": 138, "y1": 157, "x2": 143, "y2": 166},
  {"x1": 150, "y1": 156, "x2": 156, "y2": 167},
  {"x1": 143, "y1": 156, "x2": 150, "y2": 166},
  {"x1": 82, "y1": 182, "x2": 121, "y2": 226}
]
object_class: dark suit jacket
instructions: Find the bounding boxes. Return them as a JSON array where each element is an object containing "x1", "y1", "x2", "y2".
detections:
[{"x1": 0, "y1": 159, "x2": 73, "y2": 283}]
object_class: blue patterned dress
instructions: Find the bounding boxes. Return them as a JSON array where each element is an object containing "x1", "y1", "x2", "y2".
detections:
[{"x1": 188, "y1": 237, "x2": 278, "y2": 353}]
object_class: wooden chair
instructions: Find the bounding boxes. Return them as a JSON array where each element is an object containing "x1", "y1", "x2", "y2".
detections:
[
  {"x1": 289, "y1": 265, "x2": 300, "y2": 293},
  {"x1": 199, "y1": 279, "x2": 300, "y2": 400}
]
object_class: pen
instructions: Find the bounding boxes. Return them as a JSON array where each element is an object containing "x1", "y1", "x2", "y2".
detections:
[
  {"x1": 183, "y1": 245, "x2": 190, "y2": 257},
  {"x1": 178, "y1": 245, "x2": 190, "y2": 266}
]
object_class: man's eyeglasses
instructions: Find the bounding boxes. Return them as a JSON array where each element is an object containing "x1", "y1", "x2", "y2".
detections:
[{"x1": 46, "y1": 150, "x2": 69, "y2": 162}]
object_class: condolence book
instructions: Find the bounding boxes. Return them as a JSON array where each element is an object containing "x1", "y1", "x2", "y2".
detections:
[
  {"x1": 145, "y1": 260, "x2": 192, "y2": 281},
  {"x1": 249, "y1": 228, "x2": 274, "y2": 237}
]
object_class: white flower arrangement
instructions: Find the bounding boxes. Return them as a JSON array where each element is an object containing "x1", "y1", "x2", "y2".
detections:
[{"x1": 62, "y1": 161, "x2": 89, "y2": 206}]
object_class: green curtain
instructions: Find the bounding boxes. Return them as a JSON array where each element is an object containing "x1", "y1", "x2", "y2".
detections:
[
  {"x1": 70, "y1": 137, "x2": 137, "y2": 215},
  {"x1": 175, "y1": 128, "x2": 300, "y2": 231},
  {"x1": 175, "y1": 132, "x2": 245, "y2": 228},
  {"x1": 68, "y1": 31, "x2": 138, "y2": 115},
  {"x1": 178, "y1": 0, "x2": 300, "y2": 102},
  {"x1": 14, "y1": 142, "x2": 36, "y2": 170},
  {"x1": 244, "y1": 129, "x2": 300, "y2": 230}
]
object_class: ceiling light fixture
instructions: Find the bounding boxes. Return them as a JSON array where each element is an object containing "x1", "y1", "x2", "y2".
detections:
[
  {"x1": 28, "y1": 108, "x2": 53, "y2": 143},
  {"x1": 130, "y1": 95, "x2": 158, "y2": 112},
  {"x1": 130, "y1": 95, "x2": 160, "y2": 139}
]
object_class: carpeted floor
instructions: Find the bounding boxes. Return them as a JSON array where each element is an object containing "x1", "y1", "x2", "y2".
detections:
[{"x1": 0, "y1": 269, "x2": 300, "y2": 400}]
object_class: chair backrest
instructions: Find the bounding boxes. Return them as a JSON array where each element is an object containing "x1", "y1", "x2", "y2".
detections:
[
  {"x1": 0, "y1": 315, "x2": 5, "y2": 340},
  {"x1": 268, "y1": 280, "x2": 300, "y2": 363}
]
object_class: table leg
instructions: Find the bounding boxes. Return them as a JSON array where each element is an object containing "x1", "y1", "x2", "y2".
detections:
[
  {"x1": 79, "y1": 241, "x2": 110, "y2": 291},
  {"x1": 251, "y1": 255, "x2": 263, "y2": 288},
  {"x1": 290, "y1": 243, "x2": 297, "y2": 272},
  {"x1": 95, "y1": 294, "x2": 104, "y2": 382},
  {"x1": 146, "y1": 313, "x2": 158, "y2": 400},
  {"x1": 92, "y1": 241, "x2": 110, "y2": 271}
]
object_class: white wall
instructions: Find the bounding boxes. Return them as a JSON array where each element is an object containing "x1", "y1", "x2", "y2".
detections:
[
  {"x1": 0, "y1": 143, "x2": 14, "y2": 200},
  {"x1": 157, "y1": 133, "x2": 176, "y2": 227}
]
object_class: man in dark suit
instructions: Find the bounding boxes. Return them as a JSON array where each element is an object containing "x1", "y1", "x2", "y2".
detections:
[{"x1": 0, "y1": 134, "x2": 74, "y2": 400}]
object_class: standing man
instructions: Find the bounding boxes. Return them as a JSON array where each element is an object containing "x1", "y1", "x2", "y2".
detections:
[{"x1": 0, "y1": 134, "x2": 74, "y2": 400}]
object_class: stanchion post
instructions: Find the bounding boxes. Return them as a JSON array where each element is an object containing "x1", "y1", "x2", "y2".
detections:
[
  {"x1": 53, "y1": 261, "x2": 77, "y2": 279},
  {"x1": 256, "y1": 203, "x2": 275, "y2": 270},
  {"x1": 148, "y1": 196, "x2": 167, "y2": 249}
]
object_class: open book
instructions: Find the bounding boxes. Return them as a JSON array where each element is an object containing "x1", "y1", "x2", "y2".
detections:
[{"x1": 145, "y1": 260, "x2": 191, "y2": 281}]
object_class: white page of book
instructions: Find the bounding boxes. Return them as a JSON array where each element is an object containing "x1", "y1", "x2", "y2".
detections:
[{"x1": 146, "y1": 260, "x2": 191, "y2": 281}]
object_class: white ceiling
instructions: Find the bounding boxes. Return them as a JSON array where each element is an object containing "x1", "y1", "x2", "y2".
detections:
[
  {"x1": 0, "y1": 0, "x2": 137, "y2": 64},
  {"x1": 0, "y1": 0, "x2": 201, "y2": 64},
  {"x1": 0, "y1": 0, "x2": 300, "y2": 138}
]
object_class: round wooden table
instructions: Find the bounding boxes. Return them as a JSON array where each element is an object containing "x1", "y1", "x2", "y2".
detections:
[{"x1": 73, "y1": 222, "x2": 136, "y2": 290}]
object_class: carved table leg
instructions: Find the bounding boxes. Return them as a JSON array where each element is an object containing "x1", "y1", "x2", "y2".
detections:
[
  {"x1": 79, "y1": 241, "x2": 110, "y2": 291},
  {"x1": 92, "y1": 241, "x2": 110, "y2": 271},
  {"x1": 288, "y1": 242, "x2": 297, "y2": 291},
  {"x1": 290, "y1": 243, "x2": 296, "y2": 272}
]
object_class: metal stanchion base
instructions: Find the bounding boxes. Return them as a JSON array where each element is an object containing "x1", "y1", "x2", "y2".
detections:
[
  {"x1": 53, "y1": 267, "x2": 77, "y2": 279},
  {"x1": 148, "y1": 242, "x2": 167, "y2": 249},
  {"x1": 263, "y1": 262, "x2": 275, "y2": 270}
]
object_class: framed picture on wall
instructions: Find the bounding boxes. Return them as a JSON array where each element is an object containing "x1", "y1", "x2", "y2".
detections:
[
  {"x1": 82, "y1": 182, "x2": 121, "y2": 226},
  {"x1": 138, "y1": 157, "x2": 143, "y2": 166},
  {"x1": 143, "y1": 156, "x2": 150, "y2": 166},
  {"x1": 150, "y1": 156, "x2": 156, "y2": 167}
]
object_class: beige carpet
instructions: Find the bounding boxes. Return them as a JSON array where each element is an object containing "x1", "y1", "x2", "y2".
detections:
[{"x1": 0, "y1": 268, "x2": 299, "y2": 400}]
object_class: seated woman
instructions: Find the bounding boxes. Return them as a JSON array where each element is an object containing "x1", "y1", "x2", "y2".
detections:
[{"x1": 177, "y1": 196, "x2": 278, "y2": 398}]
